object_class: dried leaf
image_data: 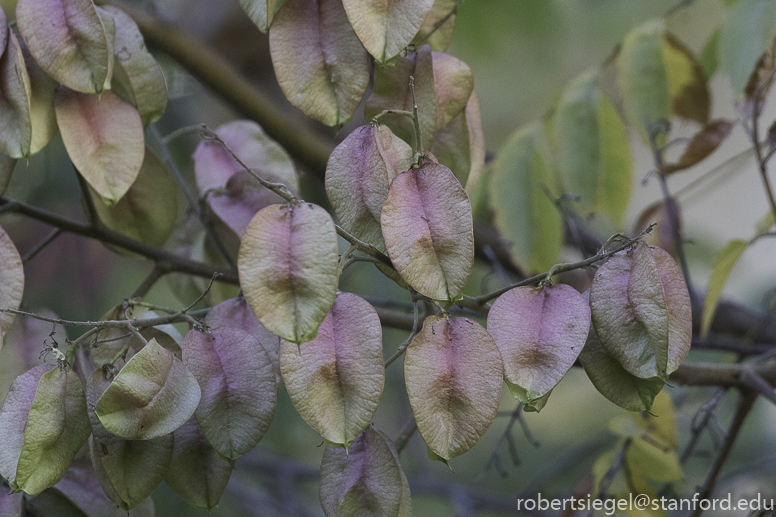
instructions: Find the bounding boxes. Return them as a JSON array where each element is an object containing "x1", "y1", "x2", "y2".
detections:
[
  {"x1": 342, "y1": 0, "x2": 434, "y2": 64},
  {"x1": 325, "y1": 124, "x2": 413, "y2": 251},
  {"x1": 0, "y1": 225, "x2": 24, "y2": 342},
  {"x1": 280, "y1": 292, "x2": 383, "y2": 448},
  {"x1": 16, "y1": 0, "x2": 111, "y2": 93},
  {"x1": 487, "y1": 284, "x2": 590, "y2": 410},
  {"x1": 205, "y1": 296, "x2": 281, "y2": 383},
  {"x1": 404, "y1": 316, "x2": 503, "y2": 460},
  {"x1": 87, "y1": 370, "x2": 172, "y2": 510},
  {"x1": 182, "y1": 327, "x2": 276, "y2": 460},
  {"x1": 579, "y1": 326, "x2": 665, "y2": 412},
  {"x1": 0, "y1": 28, "x2": 32, "y2": 159},
  {"x1": 664, "y1": 34, "x2": 710, "y2": 125},
  {"x1": 490, "y1": 122, "x2": 563, "y2": 273},
  {"x1": 100, "y1": 6, "x2": 168, "y2": 125},
  {"x1": 320, "y1": 425, "x2": 410, "y2": 517},
  {"x1": 55, "y1": 88, "x2": 144, "y2": 204},
  {"x1": 269, "y1": 0, "x2": 370, "y2": 125},
  {"x1": 590, "y1": 243, "x2": 691, "y2": 379},
  {"x1": 238, "y1": 203, "x2": 338, "y2": 343},
  {"x1": 381, "y1": 161, "x2": 474, "y2": 302},
  {"x1": 661, "y1": 119, "x2": 733, "y2": 174},
  {"x1": 165, "y1": 417, "x2": 233, "y2": 509},
  {"x1": 53, "y1": 454, "x2": 156, "y2": 517},
  {"x1": 95, "y1": 338, "x2": 201, "y2": 440}
]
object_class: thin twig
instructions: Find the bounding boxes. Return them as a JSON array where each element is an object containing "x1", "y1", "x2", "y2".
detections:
[
  {"x1": 690, "y1": 389, "x2": 758, "y2": 517},
  {"x1": 149, "y1": 124, "x2": 236, "y2": 268},
  {"x1": 385, "y1": 290, "x2": 421, "y2": 368},
  {"x1": 131, "y1": 265, "x2": 166, "y2": 299},
  {"x1": 395, "y1": 417, "x2": 418, "y2": 454},
  {"x1": 21, "y1": 228, "x2": 62, "y2": 263},
  {"x1": 468, "y1": 225, "x2": 654, "y2": 307},
  {"x1": 0, "y1": 197, "x2": 238, "y2": 284}
]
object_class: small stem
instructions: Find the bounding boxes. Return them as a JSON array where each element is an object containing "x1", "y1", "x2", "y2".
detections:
[
  {"x1": 409, "y1": 76, "x2": 423, "y2": 158},
  {"x1": 184, "y1": 272, "x2": 221, "y2": 312},
  {"x1": 385, "y1": 290, "x2": 420, "y2": 368},
  {"x1": 161, "y1": 124, "x2": 207, "y2": 146},
  {"x1": 149, "y1": 124, "x2": 236, "y2": 269},
  {"x1": 370, "y1": 109, "x2": 415, "y2": 124},
  {"x1": 469, "y1": 226, "x2": 653, "y2": 306},
  {"x1": 131, "y1": 265, "x2": 166, "y2": 298},
  {"x1": 201, "y1": 125, "x2": 298, "y2": 204},
  {"x1": 751, "y1": 109, "x2": 776, "y2": 222}
]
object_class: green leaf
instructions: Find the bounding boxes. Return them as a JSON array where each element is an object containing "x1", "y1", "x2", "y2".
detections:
[
  {"x1": 325, "y1": 124, "x2": 414, "y2": 251},
  {"x1": 490, "y1": 121, "x2": 563, "y2": 273},
  {"x1": 0, "y1": 26, "x2": 32, "y2": 159},
  {"x1": 182, "y1": 327, "x2": 277, "y2": 460},
  {"x1": 487, "y1": 284, "x2": 590, "y2": 408},
  {"x1": 100, "y1": 6, "x2": 168, "y2": 125},
  {"x1": 381, "y1": 162, "x2": 474, "y2": 302},
  {"x1": 404, "y1": 316, "x2": 503, "y2": 460},
  {"x1": 238, "y1": 203, "x2": 339, "y2": 343},
  {"x1": 95, "y1": 338, "x2": 201, "y2": 440},
  {"x1": 342, "y1": 0, "x2": 434, "y2": 64},
  {"x1": 550, "y1": 69, "x2": 632, "y2": 224},
  {"x1": 55, "y1": 88, "x2": 145, "y2": 204},
  {"x1": 699, "y1": 28, "x2": 720, "y2": 79},
  {"x1": 87, "y1": 149, "x2": 178, "y2": 249},
  {"x1": 0, "y1": 225, "x2": 24, "y2": 342},
  {"x1": 718, "y1": 0, "x2": 776, "y2": 94},
  {"x1": 320, "y1": 425, "x2": 411, "y2": 517},
  {"x1": 410, "y1": 0, "x2": 457, "y2": 52},
  {"x1": 269, "y1": 0, "x2": 370, "y2": 125},
  {"x1": 579, "y1": 326, "x2": 665, "y2": 412},
  {"x1": 280, "y1": 292, "x2": 384, "y2": 448},
  {"x1": 86, "y1": 369, "x2": 173, "y2": 510},
  {"x1": 618, "y1": 22, "x2": 708, "y2": 142},
  {"x1": 16, "y1": 0, "x2": 111, "y2": 94},
  {"x1": 701, "y1": 238, "x2": 748, "y2": 338},
  {"x1": 627, "y1": 436, "x2": 683, "y2": 483},
  {"x1": 239, "y1": 0, "x2": 287, "y2": 33},
  {"x1": 590, "y1": 243, "x2": 691, "y2": 379},
  {"x1": 165, "y1": 417, "x2": 233, "y2": 509},
  {"x1": 14, "y1": 367, "x2": 91, "y2": 494}
]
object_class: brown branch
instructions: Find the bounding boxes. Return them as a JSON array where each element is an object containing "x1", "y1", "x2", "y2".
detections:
[
  {"x1": 689, "y1": 389, "x2": 757, "y2": 517},
  {"x1": 0, "y1": 197, "x2": 238, "y2": 284}
]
